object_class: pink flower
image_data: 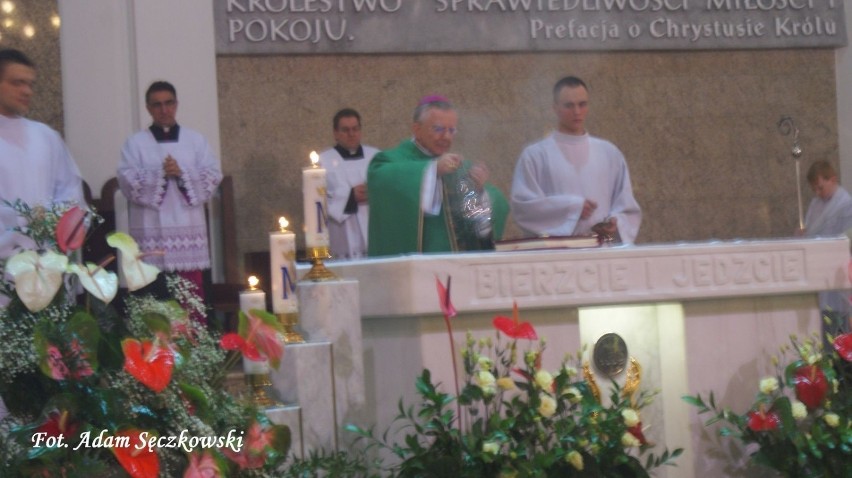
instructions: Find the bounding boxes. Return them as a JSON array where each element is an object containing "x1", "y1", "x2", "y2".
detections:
[
  {"x1": 221, "y1": 422, "x2": 272, "y2": 470},
  {"x1": 45, "y1": 339, "x2": 93, "y2": 380},
  {"x1": 183, "y1": 451, "x2": 222, "y2": 478}
]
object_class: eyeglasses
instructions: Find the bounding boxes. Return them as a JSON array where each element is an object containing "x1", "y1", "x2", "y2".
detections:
[
  {"x1": 337, "y1": 126, "x2": 361, "y2": 134},
  {"x1": 431, "y1": 125, "x2": 458, "y2": 136},
  {"x1": 148, "y1": 99, "x2": 177, "y2": 109}
]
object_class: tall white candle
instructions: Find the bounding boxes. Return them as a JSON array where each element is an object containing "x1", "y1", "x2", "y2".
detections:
[
  {"x1": 269, "y1": 217, "x2": 298, "y2": 314},
  {"x1": 303, "y1": 151, "x2": 330, "y2": 250},
  {"x1": 239, "y1": 275, "x2": 267, "y2": 314}
]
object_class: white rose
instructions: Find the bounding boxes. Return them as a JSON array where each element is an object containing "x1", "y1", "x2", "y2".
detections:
[
  {"x1": 791, "y1": 400, "x2": 807, "y2": 420},
  {"x1": 476, "y1": 371, "x2": 497, "y2": 396},
  {"x1": 477, "y1": 355, "x2": 493, "y2": 370},
  {"x1": 538, "y1": 393, "x2": 557, "y2": 418},
  {"x1": 482, "y1": 441, "x2": 500, "y2": 455},
  {"x1": 621, "y1": 432, "x2": 641, "y2": 448},
  {"x1": 497, "y1": 377, "x2": 515, "y2": 391},
  {"x1": 562, "y1": 386, "x2": 582, "y2": 404},
  {"x1": 621, "y1": 408, "x2": 640, "y2": 427},
  {"x1": 824, "y1": 413, "x2": 840, "y2": 428},
  {"x1": 566, "y1": 450, "x2": 584, "y2": 471},
  {"x1": 534, "y1": 370, "x2": 554, "y2": 390},
  {"x1": 759, "y1": 377, "x2": 779, "y2": 394}
]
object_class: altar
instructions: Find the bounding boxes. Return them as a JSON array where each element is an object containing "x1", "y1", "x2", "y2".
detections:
[{"x1": 291, "y1": 237, "x2": 849, "y2": 477}]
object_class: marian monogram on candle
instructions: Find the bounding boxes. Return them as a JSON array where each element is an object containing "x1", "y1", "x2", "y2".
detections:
[{"x1": 270, "y1": 217, "x2": 298, "y2": 314}]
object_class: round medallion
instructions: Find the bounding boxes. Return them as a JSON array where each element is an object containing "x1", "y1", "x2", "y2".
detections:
[{"x1": 593, "y1": 333, "x2": 628, "y2": 378}]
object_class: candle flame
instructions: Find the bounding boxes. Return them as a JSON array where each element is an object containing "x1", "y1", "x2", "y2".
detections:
[
  {"x1": 278, "y1": 216, "x2": 289, "y2": 232},
  {"x1": 310, "y1": 151, "x2": 319, "y2": 167},
  {"x1": 247, "y1": 275, "x2": 259, "y2": 290}
]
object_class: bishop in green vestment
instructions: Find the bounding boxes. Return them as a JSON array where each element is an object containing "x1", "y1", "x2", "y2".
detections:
[{"x1": 367, "y1": 97, "x2": 509, "y2": 257}]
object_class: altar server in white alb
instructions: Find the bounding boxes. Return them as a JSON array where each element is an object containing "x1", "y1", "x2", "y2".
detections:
[
  {"x1": 0, "y1": 48, "x2": 84, "y2": 263},
  {"x1": 511, "y1": 76, "x2": 641, "y2": 244},
  {"x1": 118, "y1": 81, "x2": 222, "y2": 311},
  {"x1": 318, "y1": 108, "x2": 379, "y2": 259}
]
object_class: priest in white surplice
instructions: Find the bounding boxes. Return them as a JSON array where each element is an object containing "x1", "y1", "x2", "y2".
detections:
[
  {"x1": 511, "y1": 76, "x2": 641, "y2": 244},
  {"x1": 0, "y1": 49, "x2": 84, "y2": 264},
  {"x1": 118, "y1": 81, "x2": 222, "y2": 317},
  {"x1": 802, "y1": 160, "x2": 852, "y2": 335},
  {"x1": 318, "y1": 108, "x2": 379, "y2": 259}
]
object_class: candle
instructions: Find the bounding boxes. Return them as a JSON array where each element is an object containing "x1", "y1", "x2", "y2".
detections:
[
  {"x1": 243, "y1": 357, "x2": 269, "y2": 374},
  {"x1": 239, "y1": 276, "x2": 267, "y2": 314},
  {"x1": 269, "y1": 216, "x2": 298, "y2": 314},
  {"x1": 303, "y1": 151, "x2": 330, "y2": 250}
]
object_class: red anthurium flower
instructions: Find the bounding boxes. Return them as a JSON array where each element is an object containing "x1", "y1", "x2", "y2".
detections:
[
  {"x1": 493, "y1": 301, "x2": 538, "y2": 340},
  {"x1": 220, "y1": 333, "x2": 262, "y2": 361},
  {"x1": 435, "y1": 276, "x2": 457, "y2": 318},
  {"x1": 747, "y1": 408, "x2": 780, "y2": 431},
  {"x1": 122, "y1": 339, "x2": 175, "y2": 393},
  {"x1": 221, "y1": 422, "x2": 271, "y2": 470},
  {"x1": 55, "y1": 206, "x2": 87, "y2": 254},
  {"x1": 36, "y1": 410, "x2": 79, "y2": 440},
  {"x1": 834, "y1": 333, "x2": 852, "y2": 362},
  {"x1": 628, "y1": 423, "x2": 649, "y2": 446},
  {"x1": 111, "y1": 429, "x2": 160, "y2": 478},
  {"x1": 245, "y1": 312, "x2": 284, "y2": 368},
  {"x1": 183, "y1": 451, "x2": 222, "y2": 478},
  {"x1": 794, "y1": 365, "x2": 829, "y2": 409}
]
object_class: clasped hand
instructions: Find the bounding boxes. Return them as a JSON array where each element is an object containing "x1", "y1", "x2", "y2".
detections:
[{"x1": 163, "y1": 155, "x2": 182, "y2": 178}]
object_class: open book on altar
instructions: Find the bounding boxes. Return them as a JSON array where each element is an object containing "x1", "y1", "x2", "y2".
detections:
[{"x1": 494, "y1": 235, "x2": 601, "y2": 252}]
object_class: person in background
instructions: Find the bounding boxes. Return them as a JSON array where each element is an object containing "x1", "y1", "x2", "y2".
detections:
[
  {"x1": 0, "y1": 48, "x2": 84, "y2": 266},
  {"x1": 802, "y1": 159, "x2": 852, "y2": 337},
  {"x1": 118, "y1": 81, "x2": 222, "y2": 322},
  {"x1": 511, "y1": 76, "x2": 641, "y2": 244},
  {"x1": 319, "y1": 108, "x2": 379, "y2": 260}
]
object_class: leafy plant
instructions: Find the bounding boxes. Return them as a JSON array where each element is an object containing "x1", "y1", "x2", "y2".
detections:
[
  {"x1": 0, "y1": 201, "x2": 290, "y2": 477},
  {"x1": 684, "y1": 330, "x2": 852, "y2": 477},
  {"x1": 347, "y1": 279, "x2": 682, "y2": 477}
]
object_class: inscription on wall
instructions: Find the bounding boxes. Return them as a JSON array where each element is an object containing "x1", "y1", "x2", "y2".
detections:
[
  {"x1": 215, "y1": 0, "x2": 847, "y2": 54},
  {"x1": 473, "y1": 250, "x2": 805, "y2": 301}
]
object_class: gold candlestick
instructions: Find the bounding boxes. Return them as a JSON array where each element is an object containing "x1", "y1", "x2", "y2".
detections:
[
  {"x1": 244, "y1": 372, "x2": 279, "y2": 407},
  {"x1": 277, "y1": 311, "x2": 304, "y2": 343},
  {"x1": 303, "y1": 245, "x2": 337, "y2": 281}
]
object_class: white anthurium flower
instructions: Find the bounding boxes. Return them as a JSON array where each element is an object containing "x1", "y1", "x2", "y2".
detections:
[
  {"x1": 6, "y1": 250, "x2": 69, "y2": 312},
  {"x1": 69, "y1": 263, "x2": 118, "y2": 304},
  {"x1": 106, "y1": 232, "x2": 160, "y2": 291}
]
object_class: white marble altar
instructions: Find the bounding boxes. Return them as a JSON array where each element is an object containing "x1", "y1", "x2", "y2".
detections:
[
  {"x1": 265, "y1": 278, "x2": 366, "y2": 457},
  {"x1": 302, "y1": 237, "x2": 850, "y2": 478}
]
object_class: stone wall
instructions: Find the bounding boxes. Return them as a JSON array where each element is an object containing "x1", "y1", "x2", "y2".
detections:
[
  {"x1": 218, "y1": 49, "x2": 837, "y2": 260},
  {"x1": 0, "y1": 0, "x2": 62, "y2": 133}
]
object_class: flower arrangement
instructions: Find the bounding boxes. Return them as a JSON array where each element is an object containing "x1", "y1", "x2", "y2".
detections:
[
  {"x1": 347, "y1": 277, "x2": 682, "y2": 477},
  {"x1": 684, "y1": 331, "x2": 852, "y2": 477},
  {"x1": 0, "y1": 201, "x2": 289, "y2": 477}
]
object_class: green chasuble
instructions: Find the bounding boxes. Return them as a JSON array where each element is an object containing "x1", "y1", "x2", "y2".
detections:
[{"x1": 367, "y1": 139, "x2": 509, "y2": 257}]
